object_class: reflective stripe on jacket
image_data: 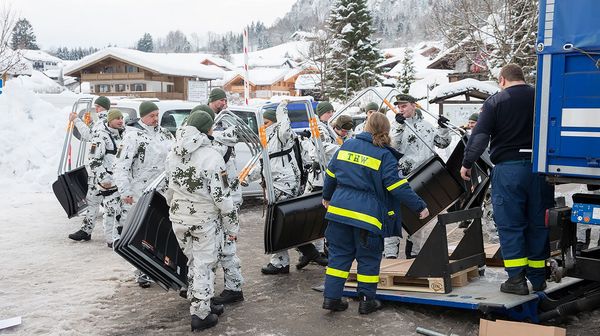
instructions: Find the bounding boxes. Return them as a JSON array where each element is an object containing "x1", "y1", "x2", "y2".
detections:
[{"x1": 323, "y1": 132, "x2": 426, "y2": 235}]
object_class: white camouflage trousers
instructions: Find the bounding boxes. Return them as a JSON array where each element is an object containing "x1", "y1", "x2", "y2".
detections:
[
  {"x1": 215, "y1": 215, "x2": 244, "y2": 291},
  {"x1": 173, "y1": 218, "x2": 218, "y2": 319},
  {"x1": 80, "y1": 179, "x2": 121, "y2": 243}
]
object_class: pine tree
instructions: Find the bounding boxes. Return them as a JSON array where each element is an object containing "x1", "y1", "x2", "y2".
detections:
[
  {"x1": 11, "y1": 18, "x2": 39, "y2": 50},
  {"x1": 325, "y1": 0, "x2": 384, "y2": 100},
  {"x1": 397, "y1": 48, "x2": 416, "y2": 94},
  {"x1": 136, "y1": 33, "x2": 154, "y2": 52}
]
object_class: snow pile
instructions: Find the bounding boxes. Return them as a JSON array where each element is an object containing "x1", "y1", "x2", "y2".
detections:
[
  {"x1": 11, "y1": 70, "x2": 66, "y2": 93},
  {"x1": 0, "y1": 80, "x2": 70, "y2": 191},
  {"x1": 430, "y1": 78, "x2": 500, "y2": 101}
]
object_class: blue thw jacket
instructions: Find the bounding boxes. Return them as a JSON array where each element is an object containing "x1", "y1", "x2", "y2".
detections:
[{"x1": 323, "y1": 132, "x2": 427, "y2": 236}]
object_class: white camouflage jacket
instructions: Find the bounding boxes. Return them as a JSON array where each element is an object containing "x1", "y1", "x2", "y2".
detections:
[
  {"x1": 87, "y1": 121, "x2": 123, "y2": 187},
  {"x1": 306, "y1": 120, "x2": 342, "y2": 188},
  {"x1": 212, "y1": 125, "x2": 242, "y2": 207},
  {"x1": 249, "y1": 103, "x2": 301, "y2": 198},
  {"x1": 165, "y1": 126, "x2": 238, "y2": 235},
  {"x1": 390, "y1": 111, "x2": 451, "y2": 175},
  {"x1": 113, "y1": 120, "x2": 174, "y2": 199},
  {"x1": 74, "y1": 111, "x2": 107, "y2": 142}
]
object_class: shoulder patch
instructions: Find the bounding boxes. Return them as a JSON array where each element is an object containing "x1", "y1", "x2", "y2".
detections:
[{"x1": 90, "y1": 143, "x2": 97, "y2": 155}]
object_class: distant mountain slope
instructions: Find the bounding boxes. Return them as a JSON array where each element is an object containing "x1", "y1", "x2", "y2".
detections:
[{"x1": 267, "y1": 0, "x2": 435, "y2": 47}]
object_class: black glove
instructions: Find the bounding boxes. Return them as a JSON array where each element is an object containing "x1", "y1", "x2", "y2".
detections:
[
  {"x1": 395, "y1": 114, "x2": 406, "y2": 124},
  {"x1": 437, "y1": 115, "x2": 450, "y2": 128},
  {"x1": 298, "y1": 129, "x2": 311, "y2": 138}
]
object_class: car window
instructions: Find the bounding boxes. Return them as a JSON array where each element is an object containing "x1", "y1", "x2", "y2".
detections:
[
  {"x1": 117, "y1": 107, "x2": 137, "y2": 122},
  {"x1": 231, "y1": 110, "x2": 258, "y2": 135},
  {"x1": 161, "y1": 109, "x2": 191, "y2": 135}
]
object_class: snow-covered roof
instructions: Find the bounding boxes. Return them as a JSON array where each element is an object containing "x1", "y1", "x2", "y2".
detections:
[
  {"x1": 63, "y1": 47, "x2": 223, "y2": 80},
  {"x1": 429, "y1": 78, "x2": 500, "y2": 103},
  {"x1": 20, "y1": 49, "x2": 63, "y2": 64},
  {"x1": 295, "y1": 74, "x2": 321, "y2": 90},
  {"x1": 212, "y1": 70, "x2": 242, "y2": 87},
  {"x1": 200, "y1": 56, "x2": 237, "y2": 71},
  {"x1": 230, "y1": 41, "x2": 311, "y2": 67},
  {"x1": 225, "y1": 68, "x2": 290, "y2": 86}
]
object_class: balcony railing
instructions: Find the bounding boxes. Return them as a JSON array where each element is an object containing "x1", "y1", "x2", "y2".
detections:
[
  {"x1": 98, "y1": 92, "x2": 185, "y2": 100},
  {"x1": 82, "y1": 72, "x2": 146, "y2": 81}
]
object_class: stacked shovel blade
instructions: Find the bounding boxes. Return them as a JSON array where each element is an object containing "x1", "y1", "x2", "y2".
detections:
[{"x1": 114, "y1": 189, "x2": 188, "y2": 291}]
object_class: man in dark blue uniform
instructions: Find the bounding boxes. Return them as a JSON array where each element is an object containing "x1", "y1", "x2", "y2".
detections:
[
  {"x1": 461, "y1": 64, "x2": 555, "y2": 295},
  {"x1": 321, "y1": 113, "x2": 429, "y2": 314}
]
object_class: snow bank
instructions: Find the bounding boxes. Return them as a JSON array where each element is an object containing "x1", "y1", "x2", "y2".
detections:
[
  {"x1": 11, "y1": 70, "x2": 66, "y2": 94},
  {"x1": 0, "y1": 80, "x2": 72, "y2": 192}
]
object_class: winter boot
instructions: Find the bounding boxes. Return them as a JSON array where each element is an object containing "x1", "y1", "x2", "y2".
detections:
[
  {"x1": 358, "y1": 294, "x2": 382, "y2": 314},
  {"x1": 261, "y1": 263, "x2": 290, "y2": 275},
  {"x1": 500, "y1": 270, "x2": 529, "y2": 295},
  {"x1": 68, "y1": 230, "x2": 91, "y2": 241},
  {"x1": 210, "y1": 303, "x2": 224, "y2": 316},
  {"x1": 191, "y1": 314, "x2": 218, "y2": 332},
  {"x1": 314, "y1": 253, "x2": 329, "y2": 267},
  {"x1": 212, "y1": 290, "x2": 244, "y2": 305},
  {"x1": 532, "y1": 281, "x2": 547, "y2": 292},
  {"x1": 322, "y1": 297, "x2": 348, "y2": 312}
]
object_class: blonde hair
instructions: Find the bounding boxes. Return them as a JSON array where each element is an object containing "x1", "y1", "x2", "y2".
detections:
[{"x1": 364, "y1": 113, "x2": 391, "y2": 147}]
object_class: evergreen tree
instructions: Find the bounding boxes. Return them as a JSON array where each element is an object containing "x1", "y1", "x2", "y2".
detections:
[
  {"x1": 11, "y1": 18, "x2": 39, "y2": 50},
  {"x1": 397, "y1": 48, "x2": 416, "y2": 94},
  {"x1": 136, "y1": 33, "x2": 154, "y2": 52},
  {"x1": 325, "y1": 0, "x2": 384, "y2": 100}
]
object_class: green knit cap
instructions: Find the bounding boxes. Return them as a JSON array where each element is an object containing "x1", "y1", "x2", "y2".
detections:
[
  {"x1": 208, "y1": 88, "x2": 227, "y2": 103},
  {"x1": 139, "y1": 101, "x2": 159, "y2": 118},
  {"x1": 187, "y1": 111, "x2": 214, "y2": 134},
  {"x1": 94, "y1": 96, "x2": 111, "y2": 110},
  {"x1": 335, "y1": 115, "x2": 354, "y2": 130},
  {"x1": 365, "y1": 102, "x2": 379, "y2": 112},
  {"x1": 191, "y1": 104, "x2": 215, "y2": 120},
  {"x1": 316, "y1": 101, "x2": 334, "y2": 117},
  {"x1": 469, "y1": 113, "x2": 479, "y2": 121},
  {"x1": 107, "y1": 109, "x2": 123, "y2": 122},
  {"x1": 263, "y1": 108, "x2": 277, "y2": 123}
]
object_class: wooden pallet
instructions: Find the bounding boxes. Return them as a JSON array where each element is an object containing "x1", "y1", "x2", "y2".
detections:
[{"x1": 345, "y1": 259, "x2": 479, "y2": 293}]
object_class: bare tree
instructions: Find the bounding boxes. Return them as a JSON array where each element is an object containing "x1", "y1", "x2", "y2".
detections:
[
  {"x1": 431, "y1": 0, "x2": 538, "y2": 80},
  {"x1": 0, "y1": 3, "x2": 25, "y2": 79},
  {"x1": 297, "y1": 28, "x2": 331, "y2": 98}
]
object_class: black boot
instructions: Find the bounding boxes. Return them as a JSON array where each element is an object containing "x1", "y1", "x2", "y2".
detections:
[
  {"x1": 191, "y1": 314, "x2": 218, "y2": 331},
  {"x1": 314, "y1": 253, "x2": 328, "y2": 267},
  {"x1": 358, "y1": 295, "x2": 382, "y2": 314},
  {"x1": 68, "y1": 230, "x2": 91, "y2": 241},
  {"x1": 212, "y1": 290, "x2": 244, "y2": 305},
  {"x1": 532, "y1": 281, "x2": 547, "y2": 292},
  {"x1": 210, "y1": 303, "x2": 224, "y2": 316},
  {"x1": 261, "y1": 263, "x2": 290, "y2": 275},
  {"x1": 322, "y1": 297, "x2": 348, "y2": 312},
  {"x1": 500, "y1": 270, "x2": 529, "y2": 295}
]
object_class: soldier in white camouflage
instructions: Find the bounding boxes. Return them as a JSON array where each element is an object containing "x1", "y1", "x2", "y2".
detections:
[
  {"x1": 306, "y1": 101, "x2": 341, "y2": 191},
  {"x1": 187, "y1": 102, "x2": 245, "y2": 305},
  {"x1": 385, "y1": 94, "x2": 452, "y2": 258},
  {"x1": 113, "y1": 101, "x2": 174, "y2": 221},
  {"x1": 245, "y1": 101, "x2": 324, "y2": 274},
  {"x1": 354, "y1": 102, "x2": 381, "y2": 135},
  {"x1": 69, "y1": 96, "x2": 111, "y2": 142},
  {"x1": 113, "y1": 101, "x2": 174, "y2": 287},
  {"x1": 68, "y1": 109, "x2": 124, "y2": 246},
  {"x1": 165, "y1": 111, "x2": 237, "y2": 331}
]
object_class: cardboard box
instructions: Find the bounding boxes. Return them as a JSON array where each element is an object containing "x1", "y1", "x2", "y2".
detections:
[{"x1": 479, "y1": 319, "x2": 566, "y2": 336}]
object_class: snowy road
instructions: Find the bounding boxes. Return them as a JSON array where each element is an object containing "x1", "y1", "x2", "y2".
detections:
[{"x1": 1, "y1": 192, "x2": 599, "y2": 335}]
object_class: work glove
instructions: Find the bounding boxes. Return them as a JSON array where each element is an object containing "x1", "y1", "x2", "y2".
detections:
[
  {"x1": 437, "y1": 115, "x2": 450, "y2": 128},
  {"x1": 395, "y1": 114, "x2": 406, "y2": 124},
  {"x1": 297, "y1": 129, "x2": 311, "y2": 138}
]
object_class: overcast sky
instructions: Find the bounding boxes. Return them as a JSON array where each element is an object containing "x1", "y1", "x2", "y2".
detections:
[{"x1": 9, "y1": 0, "x2": 297, "y2": 49}]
